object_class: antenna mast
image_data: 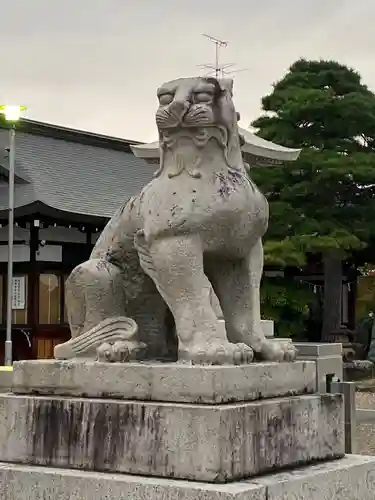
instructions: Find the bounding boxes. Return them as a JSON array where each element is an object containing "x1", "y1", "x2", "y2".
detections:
[
  {"x1": 201, "y1": 34, "x2": 228, "y2": 78},
  {"x1": 198, "y1": 34, "x2": 249, "y2": 79}
]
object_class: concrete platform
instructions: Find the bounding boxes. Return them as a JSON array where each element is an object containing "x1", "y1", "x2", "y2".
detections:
[
  {"x1": 294, "y1": 342, "x2": 342, "y2": 357},
  {"x1": 0, "y1": 393, "x2": 343, "y2": 482},
  {"x1": 0, "y1": 455, "x2": 374, "y2": 499},
  {"x1": 0, "y1": 368, "x2": 12, "y2": 392},
  {"x1": 12, "y1": 359, "x2": 316, "y2": 403},
  {"x1": 294, "y1": 343, "x2": 343, "y2": 393},
  {"x1": 258, "y1": 454, "x2": 375, "y2": 499}
]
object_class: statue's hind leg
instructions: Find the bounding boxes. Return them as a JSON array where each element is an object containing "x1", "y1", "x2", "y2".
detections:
[
  {"x1": 55, "y1": 259, "x2": 143, "y2": 361},
  {"x1": 206, "y1": 239, "x2": 297, "y2": 362},
  {"x1": 65, "y1": 259, "x2": 127, "y2": 336}
]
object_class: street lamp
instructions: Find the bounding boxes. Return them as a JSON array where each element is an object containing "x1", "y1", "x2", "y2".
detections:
[{"x1": 0, "y1": 104, "x2": 27, "y2": 366}]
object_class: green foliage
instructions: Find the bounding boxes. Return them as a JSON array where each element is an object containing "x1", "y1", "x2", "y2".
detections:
[
  {"x1": 253, "y1": 59, "x2": 375, "y2": 153},
  {"x1": 356, "y1": 273, "x2": 375, "y2": 321},
  {"x1": 251, "y1": 58, "x2": 375, "y2": 263},
  {"x1": 260, "y1": 277, "x2": 315, "y2": 339},
  {"x1": 251, "y1": 58, "x2": 375, "y2": 335},
  {"x1": 263, "y1": 239, "x2": 306, "y2": 267}
]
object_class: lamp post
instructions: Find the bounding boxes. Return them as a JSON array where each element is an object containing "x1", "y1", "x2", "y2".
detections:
[{"x1": 0, "y1": 105, "x2": 27, "y2": 366}]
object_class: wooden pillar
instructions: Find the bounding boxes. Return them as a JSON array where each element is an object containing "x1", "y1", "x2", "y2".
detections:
[
  {"x1": 28, "y1": 221, "x2": 39, "y2": 359},
  {"x1": 347, "y1": 267, "x2": 357, "y2": 331},
  {"x1": 85, "y1": 227, "x2": 92, "y2": 258}
]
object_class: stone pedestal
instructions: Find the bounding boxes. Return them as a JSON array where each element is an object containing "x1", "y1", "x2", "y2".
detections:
[
  {"x1": 0, "y1": 367, "x2": 12, "y2": 392},
  {"x1": 12, "y1": 359, "x2": 316, "y2": 402},
  {"x1": 0, "y1": 392, "x2": 344, "y2": 482},
  {"x1": 1, "y1": 455, "x2": 375, "y2": 500},
  {"x1": 294, "y1": 342, "x2": 343, "y2": 393},
  {"x1": 261, "y1": 319, "x2": 274, "y2": 337},
  {"x1": 1, "y1": 360, "x2": 375, "y2": 499}
]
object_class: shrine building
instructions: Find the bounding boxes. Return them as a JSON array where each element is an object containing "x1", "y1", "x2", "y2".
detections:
[{"x1": 0, "y1": 117, "x2": 353, "y2": 362}]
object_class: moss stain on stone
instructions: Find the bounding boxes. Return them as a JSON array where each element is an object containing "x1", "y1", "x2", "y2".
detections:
[{"x1": 28, "y1": 398, "x2": 163, "y2": 473}]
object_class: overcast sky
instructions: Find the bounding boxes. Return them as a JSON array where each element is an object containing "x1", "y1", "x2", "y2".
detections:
[{"x1": 1, "y1": 0, "x2": 374, "y2": 142}]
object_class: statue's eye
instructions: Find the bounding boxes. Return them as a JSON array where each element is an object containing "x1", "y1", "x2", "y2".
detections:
[
  {"x1": 194, "y1": 92, "x2": 213, "y2": 103},
  {"x1": 159, "y1": 93, "x2": 174, "y2": 105}
]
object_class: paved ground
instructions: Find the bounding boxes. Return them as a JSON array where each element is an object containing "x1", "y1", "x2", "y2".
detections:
[{"x1": 356, "y1": 390, "x2": 375, "y2": 455}]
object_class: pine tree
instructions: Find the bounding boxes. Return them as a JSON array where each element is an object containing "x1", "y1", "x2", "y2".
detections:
[{"x1": 251, "y1": 59, "x2": 375, "y2": 339}]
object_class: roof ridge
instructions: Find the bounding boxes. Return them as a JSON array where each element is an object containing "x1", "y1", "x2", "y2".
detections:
[{"x1": 0, "y1": 117, "x2": 145, "y2": 152}]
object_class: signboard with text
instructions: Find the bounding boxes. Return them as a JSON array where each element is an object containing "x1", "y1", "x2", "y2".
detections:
[{"x1": 12, "y1": 276, "x2": 26, "y2": 310}]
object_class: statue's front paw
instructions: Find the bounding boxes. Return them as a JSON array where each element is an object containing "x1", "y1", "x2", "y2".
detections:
[
  {"x1": 179, "y1": 341, "x2": 254, "y2": 366},
  {"x1": 112, "y1": 341, "x2": 131, "y2": 362},
  {"x1": 112, "y1": 340, "x2": 147, "y2": 361},
  {"x1": 96, "y1": 342, "x2": 113, "y2": 362},
  {"x1": 96, "y1": 340, "x2": 147, "y2": 363},
  {"x1": 282, "y1": 341, "x2": 298, "y2": 361},
  {"x1": 254, "y1": 339, "x2": 297, "y2": 362}
]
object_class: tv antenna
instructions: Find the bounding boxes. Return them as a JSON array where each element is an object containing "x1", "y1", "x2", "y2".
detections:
[
  {"x1": 198, "y1": 34, "x2": 249, "y2": 78},
  {"x1": 199, "y1": 34, "x2": 228, "y2": 78},
  {"x1": 221, "y1": 67, "x2": 250, "y2": 77}
]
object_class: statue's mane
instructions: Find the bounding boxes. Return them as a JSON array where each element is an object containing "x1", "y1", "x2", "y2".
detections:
[
  {"x1": 215, "y1": 78, "x2": 244, "y2": 170},
  {"x1": 155, "y1": 77, "x2": 244, "y2": 178}
]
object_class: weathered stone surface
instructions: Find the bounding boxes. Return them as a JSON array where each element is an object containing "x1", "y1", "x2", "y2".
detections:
[
  {"x1": 12, "y1": 360, "x2": 316, "y2": 403},
  {"x1": 0, "y1": 393, "x2": 343, "y2": 482},
  {"x1": 256, "y1": 454, "x2": 375, "y2": 499},
  {"x1": 294, "y1": 342, "x2": 342, "y2": 357},
  {"x1": 261, "y1": 319, "x2": 274, "y2": 337},
  {"x1": 294, "y1": 343, "x2": 344, "y2": 393},
  {"x1": 0, "y1": 369, "x2": 12, "y2": 392},
  {"x1": 1, "y1": 456, "x2": 375, "y2": 499},
  {"x1": 53, "y1": 316, "x2": 145, "y2": 362},
  {"x1": 0, "y1": 463, "x2": 265, "y2": 500},
  {"x1": 59, "y1": 76, "x2": 298, "y2": 366}
]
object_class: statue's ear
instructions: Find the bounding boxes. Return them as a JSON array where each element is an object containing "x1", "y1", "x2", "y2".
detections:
[{"x1": 218, "y1": 78, "x2": 234, "y2": 95}]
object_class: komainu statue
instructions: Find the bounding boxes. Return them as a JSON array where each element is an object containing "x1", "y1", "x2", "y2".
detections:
[{"x1": 55, "y1": 77, "x2": 297, "y2": 365}]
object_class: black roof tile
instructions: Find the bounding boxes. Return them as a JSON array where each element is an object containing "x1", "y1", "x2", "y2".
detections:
[{"x1": 0, "y1": 120, "x2": 154, "y2": 219}]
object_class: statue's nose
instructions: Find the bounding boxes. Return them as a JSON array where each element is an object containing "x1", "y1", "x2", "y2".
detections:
[
  {"x1": 168, "y1": 84, "x2": 191, "y2": 120},
  {"x1": 168, "y1": 99, "x2": 190, "y2": 120}
]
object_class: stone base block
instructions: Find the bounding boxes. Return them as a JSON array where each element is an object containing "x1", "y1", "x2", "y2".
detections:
[
  {"x1": 12, "y1": 359, "x2": 316, "y2": 403},
  {"x1": 261, "y1": 319, "x2": 274, "y2": 337},
  {"x1": 257, "y1": 454, "x2": 375, "y2": 499},
  {"x1": 303, "y1": 355, "x2": 343, "y2": 393},
  {"x1": 0, "y1": 462, "x2": 265, "y2": 500},
  {"x1": 294, "y1": 342, "x2": 342, "y2": 357},
  {"x1": 0, "y1": 393, "x2": 343, "y2": 482},
  {"x1": 0, "y1": 455, "x2": 374, "y2": 499},
  {"x1": 294, "y1": 342, "x2": 343, "y2": 393},
  {"x1": 0, "y1": 368, "x2": 12, "y2": 392}
]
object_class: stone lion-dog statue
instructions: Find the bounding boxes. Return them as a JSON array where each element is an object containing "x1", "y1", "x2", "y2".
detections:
[{"x1": 55, "y1": 76, "x2": 297, "y2": 365}]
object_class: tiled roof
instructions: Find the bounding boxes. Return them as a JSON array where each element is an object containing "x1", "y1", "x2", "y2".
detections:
[
  {"x1": 0, "y1": 122, "x2": 154, "y2": 219},
  {"x1": 131, "y1": 127, "x2": 301, "y2": 163}
]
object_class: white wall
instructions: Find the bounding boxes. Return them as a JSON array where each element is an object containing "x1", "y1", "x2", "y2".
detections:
[
  {"x1": 36, "y1": 245, "x2": 62, "y2": 262},
  {"x1": 0, "y1": 244, "x2": 63, "y2": 262},
  {"x1": 0, "y1": 226, "x2": 29, "y2": 242},
  {"x1": 39, "y1": 227, "x2": 86, "y2": 244},
  {"x1": 0, "y1": 226, "x2": 87, "y2": 244},
  {"x1": 0, "y1": 225, "x2": 86, "y2": 263},
  {"x1": 0, "y1": 244, "x2": 30, "y2": 262}
]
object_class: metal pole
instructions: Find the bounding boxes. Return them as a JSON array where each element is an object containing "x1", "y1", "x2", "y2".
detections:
[
  {"x1": 5, "y1": 125, "x2": 15, "y2": 366},
  {"x1": 215, "y1": 42, "x2": 219, "y2": 78},
  {"x1": 331, "y1": 380, "x2": 356, "y2": 454}
]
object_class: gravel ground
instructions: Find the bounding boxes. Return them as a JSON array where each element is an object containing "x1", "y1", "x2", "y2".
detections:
[
  {"x1": 356, "y1": 391, "x2": 375, "y2": 409},
  {"x1": 356, "y1": 391, "x2": 375, "y2": 455}
]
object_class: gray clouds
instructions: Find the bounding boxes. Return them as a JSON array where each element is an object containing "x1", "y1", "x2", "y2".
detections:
[{"x1": 1, "y1": 0, "x2": 374, "y2": 141}]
